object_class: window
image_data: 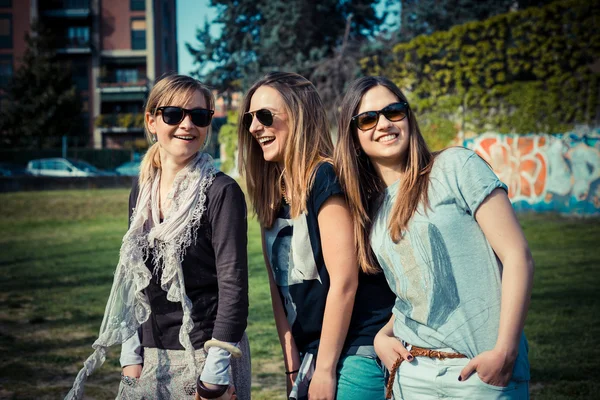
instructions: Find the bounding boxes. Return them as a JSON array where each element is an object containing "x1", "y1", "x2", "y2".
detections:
[
  {"x1": 53, "y1": 161, "x2": 71, "y2": 171},
  {"x1": 131, "y1": 0, "x2": 145, "y2": 11},
  {"x1": 67, "y1": 26, "x2": 89, "y2": 48},
  {"x1": 131, "y1": 18, "x2": 146, "y2": 50},
  {"x1": 0, "y1": 55, "x2": 12, "y2": 87},
  {"x1": 66, "y1": 0, "x2": 89, "y2": 8},
  {"x1": 116, "y1": 68, "x2": 139, "y2": 83},
  {"x1": 70, "y1": 59, "x2": 89, "y2": 90},
  {"x1": 0, "y1": 15, "x2": 11, "y2": 48}
]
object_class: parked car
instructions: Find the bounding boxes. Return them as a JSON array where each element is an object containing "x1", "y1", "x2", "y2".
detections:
[
  {"x1": 0, "y1": 162, "x2": 32, "y2": 177},
  {"x1": 114, "y1": 160, "x2": 140, "y2": 176},
  {"x1": 26, "y1": 158, "x2": 115, "y2": 177}
]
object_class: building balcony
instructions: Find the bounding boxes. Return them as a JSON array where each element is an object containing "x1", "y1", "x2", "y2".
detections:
[
  {"x1": 41, "y1": 0, "x2": 91, "y2": 18},
  {"x1": 97, "y1": 77, "x2": 149, "y2": 101},
  {"x1": 56, "y1": 37, "x2": 92, "y2": 54},
  {"x1": 95, "y1": 113, "x2": 145, "y2": 133}
]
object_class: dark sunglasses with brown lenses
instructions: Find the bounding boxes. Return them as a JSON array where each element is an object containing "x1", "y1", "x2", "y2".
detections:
[
  {"x1": 155, "y1": 106, "x2": 214, "y2": 127},
  {"x1": 351, "y1": 102, "x2": 409, "y2": 131},
  {"x1": 243, "y1": 109, "x2": 283, "y2": 130}
]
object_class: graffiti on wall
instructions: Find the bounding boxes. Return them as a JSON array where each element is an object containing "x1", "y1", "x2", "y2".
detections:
[{"x1": 464, "y1": 128, "x2": 600, "y2": 215}]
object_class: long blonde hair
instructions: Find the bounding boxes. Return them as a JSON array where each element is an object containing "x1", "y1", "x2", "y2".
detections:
[
  {"x1": 139, "y1": 74, "x2": 215, "y2": 184},
  {"x1": 238, "y1": 72, "x2": 333, "y2": 229},
  {"x1": 334, "y1": 76, "x2": 434, "y2": 274}
]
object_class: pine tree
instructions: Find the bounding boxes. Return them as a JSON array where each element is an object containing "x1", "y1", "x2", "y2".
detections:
[{"x1": 0, "y1": 23, "x2": 82, "y2": 149}]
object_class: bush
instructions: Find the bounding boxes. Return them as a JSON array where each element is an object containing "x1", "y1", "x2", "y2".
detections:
[{"x1": 361, "y1": 0, "x2": 600, "y2": 136}]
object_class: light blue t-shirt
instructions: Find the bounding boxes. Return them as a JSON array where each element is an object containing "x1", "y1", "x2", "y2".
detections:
[{"x1": 370, "y1": 147, "x2": 530, "y2": 381}]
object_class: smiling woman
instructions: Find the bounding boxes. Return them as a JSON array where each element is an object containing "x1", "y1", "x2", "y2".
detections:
[
  {"x1": 65, "y1": 74, "x2": 251, "y2": 400},
  {"x1": 237, "y1": 72, "x2": 395, "y2": 400},
  {"x1": 334, "y1": 76, "x2": 533, "y2": 400}
]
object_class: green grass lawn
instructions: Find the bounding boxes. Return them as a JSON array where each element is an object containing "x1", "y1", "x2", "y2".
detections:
[{"x1": 0, "y1": 189, "x2": 598, "y2": 399}]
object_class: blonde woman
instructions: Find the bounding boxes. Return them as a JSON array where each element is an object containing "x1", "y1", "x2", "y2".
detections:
[
  {"x1": 65, "y1": 74, "x2": 250, "y2": 400},
  {"x1": 238, "y1": 72, "x2": 395, "y2": 400},
  {"x1": 334, "y1": 76, "x2": 533, "y2": 399}
]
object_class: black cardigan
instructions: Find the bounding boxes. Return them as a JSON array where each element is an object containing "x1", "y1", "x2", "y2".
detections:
[{"x1": 128, "y1": 172, "x2": 249, "y2": 349}]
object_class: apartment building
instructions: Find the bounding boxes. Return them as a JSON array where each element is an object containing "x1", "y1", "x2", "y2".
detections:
[{"x1": 0, "y1": 0, "x2": 177, "y2": 149}]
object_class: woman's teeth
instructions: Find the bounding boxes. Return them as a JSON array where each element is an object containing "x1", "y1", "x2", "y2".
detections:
[
  {"x1": 258, "y1": 136, "x2": 275, "y2": 144},
  {"x1": 174, "y1": 135, "x2": 194, "y2": 141},
  {"x1": 378, "y1": 134, "x2": 398, "y2": 142}
]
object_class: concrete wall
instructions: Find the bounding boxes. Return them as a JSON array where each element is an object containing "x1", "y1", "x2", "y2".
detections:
[{"x1": 464, "y1": 128, "x2": 600, "y2": 215}]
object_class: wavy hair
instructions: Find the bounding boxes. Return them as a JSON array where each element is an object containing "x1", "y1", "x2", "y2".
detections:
[
  {"x1": 238, "y1": 72, "x2": 333, "y2": 229},
  {"x1": 334, "y1": 76, "x2": 435, "y2": 274},
  {"x1": 139, "y1": 74, "x2": 214, "y2": 184}
]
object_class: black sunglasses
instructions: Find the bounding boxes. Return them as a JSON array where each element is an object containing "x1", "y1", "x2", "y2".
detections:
[
  {"x1": 351, "y1": 102, "x2": 409, "y2": 131},
  {"x1": 155, "y1": 106, "x2": 214, "y2": 127},
  {"x1": 243, "y1": 109, "x2": 282, "y2": 130}
]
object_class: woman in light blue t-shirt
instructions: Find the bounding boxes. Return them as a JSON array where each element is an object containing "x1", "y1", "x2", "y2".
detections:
[{"x1": 333, "y1": 76, "x2": 533, "y2": 400}]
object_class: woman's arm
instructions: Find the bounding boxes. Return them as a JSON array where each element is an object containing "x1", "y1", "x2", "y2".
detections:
[
  {"x1": 261, "y1": 230, "x2": 301, "y2": 395},
  {"x1": 201, "y1": 180, "x2": 249, "y2": 389},
  {"x1": 459, "y1": 188, "x2": 534, "y2": 385},
  {"x1": 310, "y1": 195, "x2": 359, "y2": 400}
]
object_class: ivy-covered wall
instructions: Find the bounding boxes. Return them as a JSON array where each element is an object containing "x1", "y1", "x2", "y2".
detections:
[{"x1": 362, "y1": 0, "x2": 600, "y2": 141}]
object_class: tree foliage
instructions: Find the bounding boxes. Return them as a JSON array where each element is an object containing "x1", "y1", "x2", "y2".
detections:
[
  {"x1": 0, "y1": 23, "x2": 82, "y2": 149},
  {"x1": 186, "y1": 0, "x2": 382, "y2": 113},
  {"x1": 362, "y1": 0, "x2": 600, "y2": 136},
  {"x1": 399, "y1": 0, "x2": 555, "y2": 42}
]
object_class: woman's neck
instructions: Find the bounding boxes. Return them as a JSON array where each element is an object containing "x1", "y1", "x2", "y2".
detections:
[
  {"x1": 158, "y1": 152, "x2": 195, "y2": 217},
  {"x1": 373, "y1": 160, "x2": 407, "y2": 187}
]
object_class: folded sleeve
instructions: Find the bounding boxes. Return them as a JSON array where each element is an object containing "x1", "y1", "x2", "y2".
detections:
[
  {"x1": 120, "y1": 329, "x2": 143, "y2": 367},
  {"x1": 456, "y1": 150, "x2": 508, "y2": 216}
]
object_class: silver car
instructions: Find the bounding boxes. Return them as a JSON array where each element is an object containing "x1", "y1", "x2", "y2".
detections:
[{"x1": 26, "y1": 158, "x2": 113, "y2": 177}]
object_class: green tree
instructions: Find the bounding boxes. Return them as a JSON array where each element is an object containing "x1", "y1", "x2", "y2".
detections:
[
  {"x1": 0, "y1": 23, "x2": 82, "y2": 149},
  {"x1": 398, "y1": 0, "x2": 554, "y2": 41},
  {"x1": 186, "y1": 0, "x2": 382, "y2": 107},
  {"x1": 218, "y1": 110, "x2": 238, "y2": 173}
]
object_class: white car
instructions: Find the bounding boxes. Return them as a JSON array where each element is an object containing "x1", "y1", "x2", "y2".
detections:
[{"x1": 26, "y1": 158, "x2": 113, "y2": 177}]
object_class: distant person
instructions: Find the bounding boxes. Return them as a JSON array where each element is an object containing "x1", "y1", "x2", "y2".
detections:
[
  {"x1": 334, "y1": 75, "x2": 533, "y2": 399},
  {"x1": 237, "y1": 71, "x2": 395, "y2": 400},
  {"x1": 65, "y1": 74, "x2": 250, "y2": 400}
]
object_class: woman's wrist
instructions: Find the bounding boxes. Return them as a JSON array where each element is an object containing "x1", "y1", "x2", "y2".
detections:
[
  {"x1": 196, "y1": 377, "x2": 228, "y2": 399},
  {"x1": 493, "y1": 343, "x2": 518, "y2": 362}
]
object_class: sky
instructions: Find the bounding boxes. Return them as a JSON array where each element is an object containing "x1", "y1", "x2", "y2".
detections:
[{"x1": 176, "y1": 0, "x2": 401, "y2": 76}]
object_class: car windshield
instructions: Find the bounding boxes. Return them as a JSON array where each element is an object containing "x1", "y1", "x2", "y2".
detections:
[{"x1": 69, "y1": 159, "x2": 99, "y2": 172}]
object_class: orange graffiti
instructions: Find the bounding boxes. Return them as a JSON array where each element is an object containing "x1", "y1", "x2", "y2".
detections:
[{"x1": 472, "y1": 135, "x2": 548, "y2": 202}]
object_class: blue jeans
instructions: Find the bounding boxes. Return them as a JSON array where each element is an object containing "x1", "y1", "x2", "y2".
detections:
[{"x1": 336, "y1": 354, "x2": 387, "y2": 400}]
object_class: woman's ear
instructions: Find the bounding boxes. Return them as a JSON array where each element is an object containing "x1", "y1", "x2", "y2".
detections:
[{"x1": 146, "y1": 111, "x2": 156, "y2": 134}]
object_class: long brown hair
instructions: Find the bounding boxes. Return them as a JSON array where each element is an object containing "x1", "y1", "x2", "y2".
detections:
[
  {"x1": 139, "y1": 74, "x2": 215, "y2": 184},
  {"x1": 334, "y1": 76, "x2": 434, "y2": 274},
  {"x1": 238, "y1": 72, "x2": 333, "y2": 228}
]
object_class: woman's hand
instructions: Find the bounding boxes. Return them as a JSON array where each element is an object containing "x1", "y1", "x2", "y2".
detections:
[
  {"x1": 195, "y1": 384, "x2": 237, "y2": 400},
  {"x1": 374, "y1": 329, "x2": 413, "y2": 371},
  {"x1": 307, "y1": 368, "x2": 336, "y2": 400},
  {"x1": 286, "y1": 371, "x2": 298, "y2": 397},
  {"x1": 122, "y1": 364, "x2": 142, "y2": 378},
  {"x1": 459, "y1": 348, "x2": 516, "y2": 387}
]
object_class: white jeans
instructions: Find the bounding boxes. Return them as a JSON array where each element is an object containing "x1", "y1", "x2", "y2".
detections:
[{"x1": 392, "y1": 355, "x2": 529, "y2": 400}]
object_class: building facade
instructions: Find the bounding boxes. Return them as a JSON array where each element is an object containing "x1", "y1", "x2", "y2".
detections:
[{"x1": 1, "y1": 0, "x2": 177, "y2": 149}]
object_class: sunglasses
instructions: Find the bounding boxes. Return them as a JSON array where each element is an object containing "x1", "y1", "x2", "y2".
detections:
[
  {"x1": 351, "y1": 102, "x2": 409, "y2": 131},
  {"x1": 243, "y1": 109, "x2": 282, "y2": 130},
  {"x1": 155, "y1": 106, "x2": 214, "y2": 127}
]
